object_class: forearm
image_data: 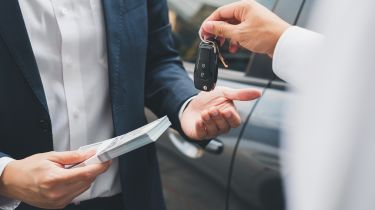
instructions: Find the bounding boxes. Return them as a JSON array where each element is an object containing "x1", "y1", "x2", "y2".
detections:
[{"x1": 145, "y1": 0, "x2": 197, "y2": 132}]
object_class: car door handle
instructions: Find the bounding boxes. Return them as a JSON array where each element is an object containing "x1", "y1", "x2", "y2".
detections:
[
  {"x1": 168, "y1": 130, "x2": 224, "y2": 158},
  {"x1": 204, "y1": 139, "x2": 224, "y2": 155},
  {"x1": 168, "y1": 130, "x2": 204, "y2": 159}
]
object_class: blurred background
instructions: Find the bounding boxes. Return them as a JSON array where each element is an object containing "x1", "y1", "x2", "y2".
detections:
[{"x1": 167, "y1": 0, "x2": 265, "y2": 72}]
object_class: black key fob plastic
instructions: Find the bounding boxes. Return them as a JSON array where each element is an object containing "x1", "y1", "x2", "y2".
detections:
[{"x1": 194, "y1": 40, "x2": 219, "y2": 91}]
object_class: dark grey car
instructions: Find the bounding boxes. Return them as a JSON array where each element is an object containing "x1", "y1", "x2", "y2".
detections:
[{"x1": 146, "y1": 0, "x2": 313, "y2": 210}]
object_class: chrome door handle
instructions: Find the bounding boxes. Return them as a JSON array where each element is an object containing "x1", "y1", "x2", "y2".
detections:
[
  {"x1": 168, "y1": 130, "x2": 204, "y2": 159},
  {"x1": 205, "y1": 139, "x2": 224, "y2": 155},
  {"x1": 168, "y1": 130, "x2": 224, "y2": 158}
]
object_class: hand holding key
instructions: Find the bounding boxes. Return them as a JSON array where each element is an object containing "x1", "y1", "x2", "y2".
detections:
[{"x1": 200, "y1": 0, "x2": 290, "y2": 57}]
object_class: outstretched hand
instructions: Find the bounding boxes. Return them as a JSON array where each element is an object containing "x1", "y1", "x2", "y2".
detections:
[{"x1": 181, "y1": 86, "x2": 261, "y2": 140}]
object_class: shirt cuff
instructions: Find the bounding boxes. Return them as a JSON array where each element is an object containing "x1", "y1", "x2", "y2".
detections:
[
  {"x1": 273, "y1": 26, "x2": 324, "y2": 86},
  {"x1": 0, "y1": 157, "x2": 21, "y2": 210},
  {"x1": 178, "y1": 96, "x2": 196, "y2": 120}
]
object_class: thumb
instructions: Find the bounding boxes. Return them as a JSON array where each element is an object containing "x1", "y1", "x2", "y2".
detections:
[
  {"x1": 47, "y1": 150, "x2": 96, "y2": 165},
  {"x1": 202, "y1": 20, "x2": 237, "y2": 39},
  {"x1": 222, "y1": 88, "x2": 262, "y2": 101}
]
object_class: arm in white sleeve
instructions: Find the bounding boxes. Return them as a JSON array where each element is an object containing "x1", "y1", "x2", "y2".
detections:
[
  {"x1": 272, "y1": 26, "x2": 324, "y2": 87},
  {"x1": 0, "y1": 157, "x2": 21, "y2": 210},
  {"x1": 283, "y1": 1, "x2": 375, "y2": 210}
]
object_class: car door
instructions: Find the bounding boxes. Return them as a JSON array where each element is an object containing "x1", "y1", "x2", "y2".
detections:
[
  {"x1": 148, "y1": 65, "x2": 268, "y2": 210},
  {"x1": 228, "y1": 81, "x2": 287, "y2": 210},
  {"x1": 228, "y1": 1, "x2": 312, "y2": 210},
  {"x1": 145, "y1": 1, "x2": 282, "y2": 210},
  {"x1": 150, "y1": 77, "x2": 262, "y2": 210}
]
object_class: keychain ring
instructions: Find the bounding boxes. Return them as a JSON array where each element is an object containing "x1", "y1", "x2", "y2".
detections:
[{"x1": 198, "y1": 27, "x2": 210, "y2": 43}]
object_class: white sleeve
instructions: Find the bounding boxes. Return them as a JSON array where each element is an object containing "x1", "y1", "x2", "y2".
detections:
[
  {"x1": 283, "y1": 1, "x2": 375, "y2": 210},
  {"x1": 0, "y1": 157, "x2": 21, "y2": 210},
  {"x1": 178, "y1": 96, "x2": 196, "y2": 120},
  {"x1": 272, "y1": 26, "x2": 324, "y2": 87}
]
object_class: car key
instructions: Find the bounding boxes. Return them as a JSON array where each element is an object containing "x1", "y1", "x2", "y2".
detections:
[{"x1": 194, "y1": 38, "x2": 228, "y2": 91}]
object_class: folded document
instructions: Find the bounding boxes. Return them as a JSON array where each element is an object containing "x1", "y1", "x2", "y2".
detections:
[{"x1": 69, "y1": 116, "x2": 171, "y2": 168}]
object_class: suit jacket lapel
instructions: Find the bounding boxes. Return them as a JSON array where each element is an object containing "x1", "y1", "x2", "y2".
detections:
[
  {"x1": 0, "y1": 0, "x2": 49, "y2": 112},
  {"x1": 102, "y1": 0, "x2": 127, "y2": 135}
]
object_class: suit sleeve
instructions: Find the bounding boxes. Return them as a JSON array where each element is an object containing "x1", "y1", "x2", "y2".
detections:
[
  {"x1": 144, "y1": 0, "x2": 199, "y2": 137},
  {"x1": 0, "y1": 153, "x2": 9, "y2": 158}
]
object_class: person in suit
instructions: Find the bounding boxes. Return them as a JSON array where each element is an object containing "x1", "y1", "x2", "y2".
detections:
[{"x1": 0, "y1": 0, "x2": 261, "y2": 210}]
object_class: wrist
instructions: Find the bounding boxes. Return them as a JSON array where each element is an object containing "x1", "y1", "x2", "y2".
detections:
[
  {"x1": 0, "y1": 160, "x2": 18, "y2": 199},
  {"x1": 267, "y1": 21, "x2": 290, "y2": 58}
]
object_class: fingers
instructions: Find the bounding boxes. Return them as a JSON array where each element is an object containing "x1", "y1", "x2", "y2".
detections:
[
  {"x1": 209, "y1": 109, "x2": 230, "y2": 133},
  {"x1": 49, "y1": 181, "x2": 92, "y2": 209},
  {"x1": 222, "y1": 88, "x2": 261, "y2": 101},
  {"x1": 200, "y1": 1, "x2": 246, "y2": 39},
  {"x1": 65, "y1": 183, "x2": 91, "y2": 202},
  {"x1": 194, "y1": 119, "x2": 208, "y2": 140},
  {"x1": 63, "y1": 180, "x2": 92, "y2": 200},
  {"x1": 221, "y1": 107, "x2": 242, "y2": 128},
  {"x1": 205, "y1": 1, "x2": 245, "y2": 22},
  {"x1": 47, "y1": 150, "x2": 96, "y2": 165},
  {"x1": 229, "y1": 40, "x2": 240, "y2": 53},
  {"x1": 202, "y1": 110, "x2": 219, "y2": 138},
  {"x1": 201, "y1": 21, "x2": 237, "y2": 40},
  {"x1": 61, "y1": 161, "x2": 111, "y2": 183},
  {"x1": 39, "y1": 161, "x2": 109, "y2": 208},
  {"x1": 201, "y1": 108, "x2": 232, "y2": 138}
]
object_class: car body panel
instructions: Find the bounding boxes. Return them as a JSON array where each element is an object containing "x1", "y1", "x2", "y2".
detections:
[
  {"x1": 228, "y1": 82, "x2": 287, "y2": 210},
  {"x1": 151, "y1": 70, "x2": 267, "y2": 210},
  {"x1": 147, "y1": 1, "x2": 310, "y2": 210}
]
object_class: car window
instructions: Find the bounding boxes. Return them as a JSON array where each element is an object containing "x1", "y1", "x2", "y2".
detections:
[{"x1": 168, "y1": 0, "x2": 278, "y2": 73}]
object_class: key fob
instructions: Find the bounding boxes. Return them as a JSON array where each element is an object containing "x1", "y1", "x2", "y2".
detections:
[{"x1": 194, "y1": 39, "x2": 219, "y2": 91}]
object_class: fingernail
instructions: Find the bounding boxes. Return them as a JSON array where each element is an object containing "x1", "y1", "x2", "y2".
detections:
[
  {"x1": 225, "y1": 112, "x2": 232, "y2": 118},
  {"x1": 204, "y1": 21, "x2": 214, "y2": 32}
]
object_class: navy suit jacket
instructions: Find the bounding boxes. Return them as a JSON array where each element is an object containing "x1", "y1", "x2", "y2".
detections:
[{"x1": 0, "y1": 0, "x2": 198, "y2": 209}]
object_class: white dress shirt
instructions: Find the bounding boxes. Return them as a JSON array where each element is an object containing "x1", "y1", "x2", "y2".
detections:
[
  {"x1": 1, "y1": 0, "x2": 121, "y2": 208},
  {"x1": 0, "y1": 1, "x2": 192, "y2": 209},
  {"x1": 273, "y1": 1, "x2": 375, "y2": 210}
]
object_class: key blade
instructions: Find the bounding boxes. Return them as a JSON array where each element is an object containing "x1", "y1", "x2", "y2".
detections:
[{"x1": 219, "y1": 54, "x2": 228, "y2": 68}]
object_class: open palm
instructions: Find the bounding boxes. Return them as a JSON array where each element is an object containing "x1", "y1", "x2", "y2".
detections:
[{"x1": 181, "y1": 86, "x2": 261, "y2": 140}]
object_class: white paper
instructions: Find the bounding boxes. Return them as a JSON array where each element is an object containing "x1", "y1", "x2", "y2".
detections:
[{"x1": 67, "y1": 116, "x2": 171, "y2": 168}]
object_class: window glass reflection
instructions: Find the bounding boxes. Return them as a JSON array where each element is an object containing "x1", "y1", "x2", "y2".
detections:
[{"x1": 168, "y1": 0, "x2": 278, "y2": 72}]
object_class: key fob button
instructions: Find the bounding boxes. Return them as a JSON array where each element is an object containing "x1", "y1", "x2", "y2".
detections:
[{"x1": 200, "y1": 72, "x2": 205, "y2": 79}]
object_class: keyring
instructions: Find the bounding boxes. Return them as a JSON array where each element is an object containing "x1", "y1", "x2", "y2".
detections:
[
  {"x1": 198, "y1": 28, "x2": 228, "y2": 68},
  {"x1": 198, "y1": 28, "x2": 218, "y2": 48},
  {"x1": 198, "y1": 27, "x2": 210, "y2": 43}
]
